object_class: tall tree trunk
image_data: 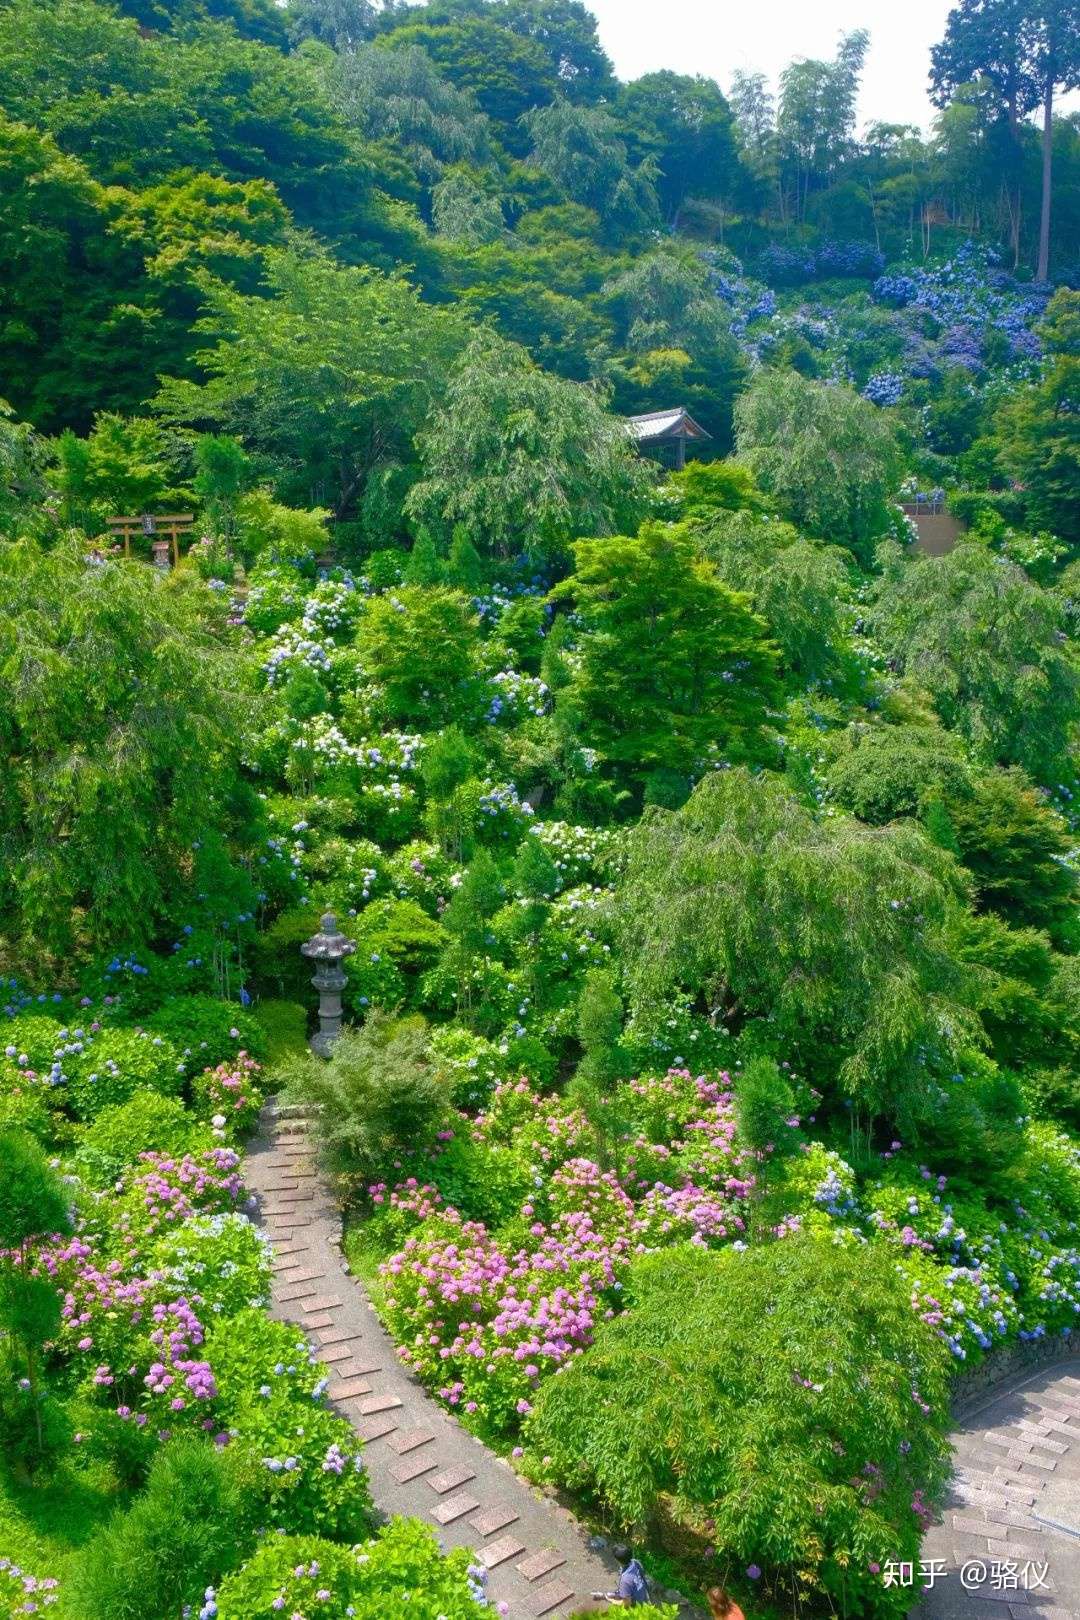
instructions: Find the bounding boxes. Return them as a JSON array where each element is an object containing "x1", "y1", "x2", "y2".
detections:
[
  {"x1": 1037, "y1": 74, "x2": 1054, "y2": 282},
  {"x1": 1008, "y1": 96, "x2": 1022, "y2": 269}
]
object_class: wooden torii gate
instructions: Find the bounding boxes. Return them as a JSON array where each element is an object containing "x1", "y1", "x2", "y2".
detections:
[{"x1": 106, "y1": 512, "x2": 195, "y2": 566}]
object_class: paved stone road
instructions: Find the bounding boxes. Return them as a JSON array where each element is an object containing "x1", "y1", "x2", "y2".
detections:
[
  {"x1": 244, "y1": 1101, "x2": 632, "y2": 1620},
  {"x1": 912, "y1": 1361, "x2": 1080, "y2": 1620}
]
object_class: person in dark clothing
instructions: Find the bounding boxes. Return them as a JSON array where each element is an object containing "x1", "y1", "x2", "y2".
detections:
[{"x1": 616, "y1": 1557, "x2": 650, "y2": 1605}]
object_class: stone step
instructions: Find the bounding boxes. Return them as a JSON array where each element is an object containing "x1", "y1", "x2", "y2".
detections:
[
  {"x1": 386, "y1": 1428, "x2": 436, "y2": 1456},
  {"x1": 432, "y1": 1491, "x2": 480, "y2": 1525},
  {"x1": 477, "y1": 1536, "x2": 525, "y2": 1570},
  {"x1": 357, "y1": 1413, "x2": 399, "y2": 1442},
  {"x1": 357, "y1": 1394, "x2": 402, "y2": 1416},
  {"x1": 428, "y1": 1464, "x2": 475, "y2": 1495},
  {"x1": 328, "y1": 1377, "x2": 374, "y2": 1401},
  {"x1": 530, "y1": 1581, "x2": 576, "y2": 1616},
  {"x1": 392, "y1": 1451, "x2": 440, "y2": 1484},
  {"x1": 518, "y1": 1550, "x2": 566, "y2": 1582},
  {"x1": 470, "y1": 1505, "x2": 518, "y2": 1537}
]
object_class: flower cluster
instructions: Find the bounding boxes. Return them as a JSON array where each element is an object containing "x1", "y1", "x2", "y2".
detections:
[
  {"x1": 121, "y1": 1147, "x2": 246, "y2": 1237},
  {"x1": 376, "y1": 1072, "x2": 758, "y2": 1431},
  {"x1": 863, "y1": 371, "x2": 905, "y2": 407},
  {"x1": 486, "y1": 669, "x2": 550, "y2": 723},
  {"x1": 528, "y1": 821, "x2": 626, "y2": 890},
  {"x1": 0, "y1": 1559, "x2": 59, "y2": 1616},
  {"x1": 193, "y1": 1051, "x2": 264, "y2": 1138}
]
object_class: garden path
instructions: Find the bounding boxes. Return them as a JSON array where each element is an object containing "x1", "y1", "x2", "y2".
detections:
[
  {"x1": 243, "y1": 1100, "x2": 641, "y2": 1620},
  {"x1": 912, "y1": 1359, "x2": 1080, "y2": 1620},
  {"x1": 245, "y1": 1102, "x2": 1080, "y2": 1620}
]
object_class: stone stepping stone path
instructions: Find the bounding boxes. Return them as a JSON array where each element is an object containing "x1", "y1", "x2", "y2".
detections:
[
  {"x1": 911, "y1": 1360, "x2": 1080, "y2": 1620},
  {"x1": 244, "y1": 1101, "x2": 633, "y2": 1619}
]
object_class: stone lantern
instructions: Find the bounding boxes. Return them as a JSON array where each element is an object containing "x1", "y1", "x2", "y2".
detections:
[{"x1": 301, "y1": 912, "x2": 355, "y2": 1057}]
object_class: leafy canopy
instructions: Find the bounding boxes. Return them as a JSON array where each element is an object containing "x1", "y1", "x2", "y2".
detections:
[
  {"x1": 0, "y1": 538, "x2": 254, "y2": 960},
  {"x1": 618, "y1": 767, "x2": 984, "y2": 1130},
  {"x1": 550, "y1": 524, "x2": 781, "y2": 793},
  {"x1": 871, "y1": 538, "x2": 1080, "y2": 783},
  {"x1": 156, "y1": 247, "x2": 466, "y2": 516},
  {"x1": 406, "y1": 330, "x2": 655, "y2": 560},
  {"x1": 734, "y1": 368, "x2": 903, "y2": 563}
]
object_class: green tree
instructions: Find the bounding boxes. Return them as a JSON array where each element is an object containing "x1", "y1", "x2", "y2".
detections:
[
  {"x1": 0, "y1": 402, "x2": 48, "y2": 537},
  {"x1": 732, "y1": 1054, "x2": 797, "y2": 1225},
  {"x1": 567, "y1": 967, "x2": 632, "y2": 1170},
  {"x1": 286, "y1": 0, "x2": 377, "y2": 50},
  {"x1": 377, "y1": 0, "x2": 615, "y2": 133},
  {"x1": 777, "y1": 30, "x2": 868, "y2": 219},
  {"x1": 439, "y1": 847, "x2": 504, "y2": 1020},
  {"x1": 601, "y1": 250, "x2": 747, "y2": 448},
  {"x1": 996, "y1": 289, "x2": 1080, "y2": 541},
  {"x1": 0, "y1": 1130, "x2": 71, "y2": 1461},
  {"x1": 376, "y1": 15, "x2": 558, "y2": 149},
  {"x1": 0, "y1": 114, "x2": 133, "y2": 432},
  {"x1": 550, "y1": 525, "x2": 781, "y2": 793},
  {"x1": 694, "y1": 510, "x2": 855, "y2": 687},
  {"x1": 446, "y1": 525, "x2": 485, "y2": 590},
  {"x1": 945, "y1": 767, "x2": 1079, "y2": 942},
  {"x1": 432, "y1": 167, "x2": 507, "y2": 244},
  {"x1": 871, "y1": 538, "x2": 1080, "y2": 782},
  {"x1": 618, "y1": 768, "x2": 982, "y2": 1137},
  {"x1": 53, "y1": 413, "x2": 187, "y2": 534},
  {"x1": 115, "y1": 0, "x2": 289, "y2": 43},
  {"x1": 525, "y1": 99, "x2": 659, "y2": 237},
  {"x1": 406, "y1": 330, "x2": 655, "y2": 561},
  {"x1": 616, "y1": 71, "x2": 745, "y2": 227},
  {"x1": 734, "y1": 369, "x2": 903, "y2": 564},
  {"x1": 824, "y1": 723, "x2": 973, "y2": 825},
  {"x1": 932, "y1": 0, "x2": 1079, "y2": 277},
  {"x1": 421, "y1": 723, "x2": 477, "y2": 857},
  {"x1": 327, "y1": 41, "x2": 492, "y2": 187},
  {"x1": 0, "y1": 538, "x2": 254, "y2": 959},
  {"x1": 358, "y1": 584, "x2": 479, "y2": 723},
  {"x1": 156, "y1": 246, "x2": 465, "y2": 516},
  {"x1": 193, "y1": 433, "x2": 254, "y2": 544}
]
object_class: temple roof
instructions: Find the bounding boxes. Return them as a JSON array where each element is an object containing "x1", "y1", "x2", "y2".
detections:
[{"x1": 626, "y1": 407, "x2": 712, "y2": 444}]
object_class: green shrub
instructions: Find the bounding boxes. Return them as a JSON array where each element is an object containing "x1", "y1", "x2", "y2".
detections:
[
  {"x1": 251, "y1": 906, "x2": 319, "y2": 1002},
  {"x1": 430, "y1": 1025, "x2": 556, "y2": 1111},
  {"x1": 146, "y1": 995, "x2": 266, "y2": 1069},
  {"x1": 74, "y1": 1089, "x2": 211, "y2": 1187},
  {"x1": 283, "y1": 1015, "x2": 449, "y2": 1181},
  {"x1": 401, "y1": 1135, "x2": 532, "y2": 1230},
  {"x1": 914, "y1": 1051, "x2": 1024, "y2": 1174},
  {"x1": 63, "y1": 1436, "x2": 260, "y2": 1620},
  {"x1": 215, "y1": 1520, "x2": 487, "y2": 1619},
  {"x1": 0, "y1": 1062, "x2": 58, "y2": 1144},
  {"x1": 0, "y1": 1014, "x2": 65, "y2": 1072},
  {"x1": 825, "y1": 725, "x2": 971, "y2": 824},
  {"x1": 64, "y1": 1028, "x2": 185, "y2": 1121},
  {"x1": 150, "y1": 1213, "x2": 272, "y2": 1318},
  {"x1": 199, "y1": 1308, "x2": 373, "y2": 1535},
  {"x1": 204, "y1": 1309, "x2": 326, "y2": 1412},
  {"x1": 525, "y1": 1236, "x2": 951, "y2": 1619},
  {"x1": 568, "y1": 1609, "x2": 676, "y2": 1620},
  {"x1": 0, "y1": 1372, "x2": 71, "y2": 1481},
  {"x1": 229, "y1": 1396, "x2": 373, "y2": 1540}
]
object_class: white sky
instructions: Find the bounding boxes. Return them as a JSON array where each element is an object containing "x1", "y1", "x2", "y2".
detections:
[{"x1": 584, "y1": 0, "x2": 964, "y2": 135}]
